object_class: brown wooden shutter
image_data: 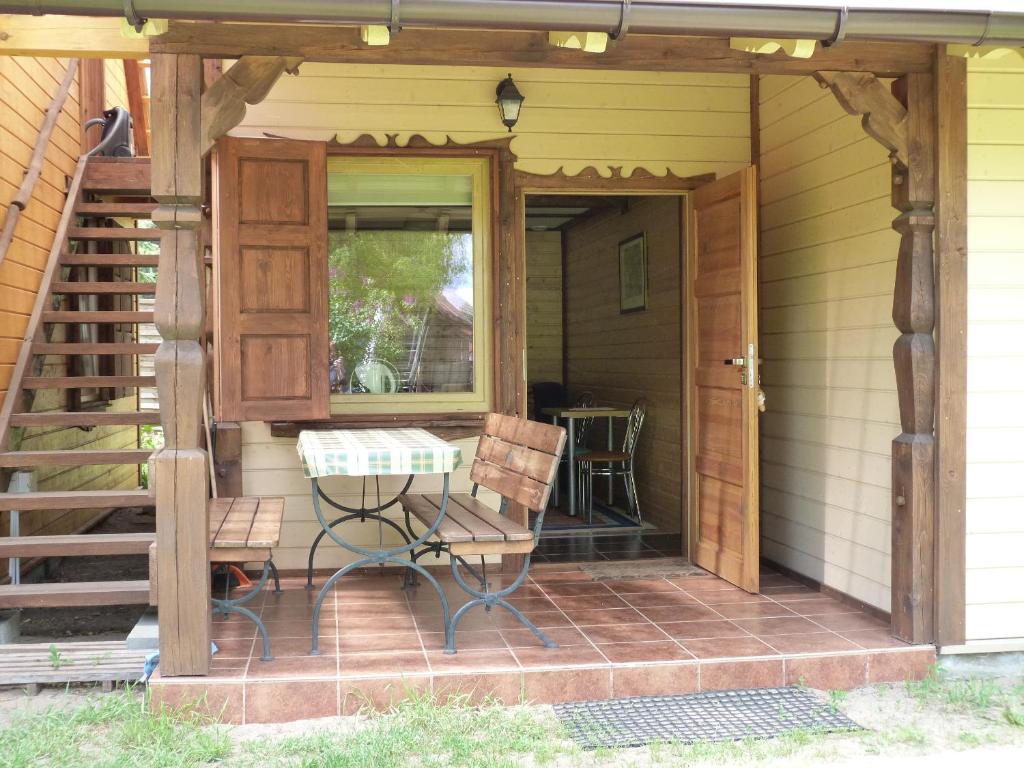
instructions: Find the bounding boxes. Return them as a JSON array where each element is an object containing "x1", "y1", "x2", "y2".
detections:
[{"x1": 213, "y1": 136, "x2": 329, "y2": 421}]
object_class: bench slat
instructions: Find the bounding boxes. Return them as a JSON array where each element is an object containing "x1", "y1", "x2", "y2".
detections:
[
  {"x1": 401, "y1": 493, "x2": 474, "y2": 543},
  {"x1": 475, "y1": 434, "x2": 559, "y2": 485},
  {"x1": 484, "y1": 412, "x2": 564, "y2": 455},
  {"x1": 208, "y1": 499, "x2": 231, "y2": 545},
  {"x1": 214, "y1": 497, "x2": 258, "y2": 548},
  {"x1": 247, "y1": 497, "x2": 284, "y2": 548},
  {"x1": 470, "y1": 458, "x2": 551, "y2": 512},
  {"x1": 424, "y1": 493, "x2": 532, "y2": 542},
  {"x1": 423, "y1": 494, "x2": 505, "y2": 542}
]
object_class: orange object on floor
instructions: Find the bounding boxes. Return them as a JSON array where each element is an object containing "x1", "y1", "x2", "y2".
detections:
[{"x1": 212, "y1": 564, "x2": 252, "y2": 588}]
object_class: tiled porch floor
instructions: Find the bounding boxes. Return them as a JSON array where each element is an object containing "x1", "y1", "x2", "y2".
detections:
[{"x1": 151, "y1": 564, "x2": 935, "y2": 724}]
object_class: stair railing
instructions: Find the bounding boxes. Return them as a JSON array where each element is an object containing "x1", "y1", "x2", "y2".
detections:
[{"x1": 0, "y1": 59, "x2": 80, "y2": 270}]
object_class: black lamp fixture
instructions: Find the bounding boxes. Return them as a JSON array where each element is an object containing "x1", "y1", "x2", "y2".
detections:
[{"x1": 495, "y1": 73, "x2": 525, "y2": 132}]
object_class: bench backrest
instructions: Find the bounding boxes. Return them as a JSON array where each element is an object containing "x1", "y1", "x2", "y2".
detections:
[{"x1": 470, "y1": 413, "x2": 567, "y2": 512}]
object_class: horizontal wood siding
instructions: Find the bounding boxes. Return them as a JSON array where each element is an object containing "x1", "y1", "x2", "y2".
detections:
[
  {"x1": 526, "y1": 231, "x2": 563, "y2": 387},
  {"x1": 0, "y1": 57, "x2": 139, "y2": 573},
  {"x1": 964, "y1": 59, "x2": 1024, "y2": 642},
  {"x1": 103, "y1": 58, "x2": 128, "y2": 110},
  {"x1": 235, "y1": 64, "x2": 750, "y2": 555},
  {"x1": 757, "y1": 75, "x2": 899, "y2": 611},
  {"x1": 237, "y1": 63, "x2": 751, "y2": 178},
  {"x1": 564, "y1": 197, "x2": 683, "y2": 534}
]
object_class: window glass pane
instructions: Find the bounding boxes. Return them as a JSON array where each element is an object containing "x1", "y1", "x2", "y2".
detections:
[{"x1": 327, "y1": 169, "x2": 475, "y2": 396}]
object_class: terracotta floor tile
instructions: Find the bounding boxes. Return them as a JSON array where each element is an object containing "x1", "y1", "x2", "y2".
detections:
[
  {"x1": 271, "y1": 635, "x2": 341, "y2": 657},
  {"x1": 523, "y1": 666, "x2": 611, "y2": 704},
  {"x1": 699, "y1": 659, "x2": 785, "y2": 691},
  {"x1": 427, "y1": 648, "x2": 520, "y2": 673},
  {"x1": 337, "y1": 615, "x2": 420, "y2": 634},
  {"x1": 540, "y1": 582, "x2": 616, "y2": 597},
  {"x1": 529, "y1": 569, "x2": 594, "y2": 583},
  {"x1": 504, "y1": 596, "x2": 561, "y2": 611},
  {"x1": 514, "y1": 644, "x2": 609, "y2": 670},
  {"x1": 637, "y1": 605, "x2": 723, "y2": 623},
  {"x1": 338, "y1": 632, "x2": 422, "y2": 653},
  {"x1": 732, "y1": 616, "x2": 826, "y2": 636},
  {"x1": 490, "y1": 610, "x2": 574, "y2": 629},
  {"x1": 761, "y1": 586, "x2": 821, "y2": 600},
  {"x1": 691, "y1": 590, "x2": 771, "y2": 605},
  {"x1": 433, "y1": 672, "x2": 524, "y2": 705},
  {"x1": 763, "y1": 633, "x2": 861, "y2": 654},
  {"x1": 598, "y1": 641, "x2": 693, "y2": 663},
  {"x1": 839, "y1": 629, "x2": 909, "y2": 650},
  {"x1": 620, "y1": 592, "x2": 702, "y2": 608},
  {"x1": 338, "y1": 650, "x2": 430, "y2": 678},
  {"x1": 211, "y1": 622, "x2": 258, "y2": 640},
  {"x1": 150, "y1": 681, "x2": 244, "y2": 725},
  {"x1": 811, "y1": 612, "x2": 891, "y2": 632},
  {"x1": 340, "y1": 675, "x2": 431, "y2": 715},
  {"x1": 550, "y1": 594, "x2": 631, "y2": 611},
  {"x1": 679, "y1": 636, "x2": 779, "y2": 659},
  {"x1": 658, "y1": 620, "x2": 750, "y2": 640},
  {"x1": 246, "y1": 655, "x2": 338, "y2": 680},
  {"x1": 259, "y1": 620, "x2": 332, "y2": 640},
  {"x1": 779, "y1": 598, "x2": 857, "y2": 615},
  {"x1": 212, "y1": 637, "x2": 255, "y2": 658},
  {"x1": 867, "y1": 648, "x2": 936, "y2": 683},
  {"x1": 582, "y1": 622, "x2": 671, "y2": 644},
  {"x1": 785, "y1": 654, "x2": 868, "y2": 690},
  {"x1": 500, "y1": 626, "x2": 587, "y2": 648},
  {"x1": 563, "y1": 607, "x2": 648, "y2": 626},
  {"x1": 712, "y1": 602, "x2": 798, "y2": 619},
  {"x1": 612, "y1": 662, "x2": 698, "y2": 698},
  {"x1": 605, "y1": 579, "x2": 682, "y2": 594},
  {"x1": 246, "y1": 680, "x2": 338, "y2": 723}
]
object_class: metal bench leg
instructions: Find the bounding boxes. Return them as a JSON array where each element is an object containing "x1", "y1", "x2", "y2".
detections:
[{"x1": 211, "y1": 559, "x2": 274, "y2": 661}]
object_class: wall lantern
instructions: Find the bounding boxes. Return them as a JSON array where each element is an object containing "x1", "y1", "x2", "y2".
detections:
[{"x1": 495, "y1": 73, "x2": 525, "y2": 132}]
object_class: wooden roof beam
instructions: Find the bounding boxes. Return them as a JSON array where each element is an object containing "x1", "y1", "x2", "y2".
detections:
[{"x1": 814, "y1": 70, "x2": 910, "y2": 168}]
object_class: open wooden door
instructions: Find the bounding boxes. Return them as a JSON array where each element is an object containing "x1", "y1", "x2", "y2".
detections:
[{"x1": 688, "y1": 167, "x2": 761, "y2": 593}]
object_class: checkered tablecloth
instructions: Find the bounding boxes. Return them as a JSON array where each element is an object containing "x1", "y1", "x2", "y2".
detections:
[{"x1": 297, "y1": 428, "x2": 462, "y2": 478}]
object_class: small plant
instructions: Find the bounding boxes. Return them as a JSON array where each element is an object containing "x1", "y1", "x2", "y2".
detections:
[
  {"x1": 47, "y1": 644, "x2": 70, "y2": 670},
  {"x1": 827, "y1": 689, "x2": 848, "y2": 713},
  {"x1": 958, "y1": 730, "x2": 981, "y2": 746},
  {"x1": 1004, "y1": 706, "x2": 1024, "y2": 728}
]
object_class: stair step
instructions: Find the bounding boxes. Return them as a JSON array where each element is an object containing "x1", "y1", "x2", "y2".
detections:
[
  {"x1": 50, "y1": 282, "x2": 156, "y2": 295},
  {"x1": 0, "y1": 581, "x2": 151, "y2": 609},
  {"x1": 22, "y1": 375, "x2": 157, "y2": 389},
  {"x1": 42, "y1": 310, "x2": 154, "y2": 323},
  {"x1": 0, "y1": 449, "x2": 154, "y2": 468},
  {"x1": 10, "y1": 411, "x2": 161, "y2": 427},
  {"x1": 76, "y1": 201, "x2": 157, "y2": 218},
  {"x1": 82, "y1": 157, "x2": 151, "y2": 194},
  {"x1": 68, "y1": 227, "x2": 161, "y2": 241},
  {"x1": 0, "y1": 533, "x2": 154, "y2": 558},
  {"x1": 0, "y1": 490, "x2": 152, "y2": 511},
  {"x1": 61, "y1": 253, "x2": 160, "y2": 267},
  {"x1": 33, "y1": 342, "x2": 159, "y2": 355}
]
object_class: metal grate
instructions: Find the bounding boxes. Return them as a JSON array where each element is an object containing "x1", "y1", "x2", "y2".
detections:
[{"x1": 554, "y1": 686, "x2": 861, "y2": 749}]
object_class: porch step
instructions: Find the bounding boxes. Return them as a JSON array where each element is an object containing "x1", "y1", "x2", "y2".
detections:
[
  {"x1": 0, "y1": 581, "x2": 151, "y2": 609},
  {"x1": 0, "y1": 449, "x2": 154, "y2": 468},
  {"x1": 76, "y1": 201, "x2": 157, "y2": 218},
  {"x1": 0, "y1": 641, "x2": 150, "y2": 686},
  {"x1": 32, "y1": 342, "x2": 159, "y2": 355},
  {"x1": 61, "y1": 252, "x2": 160, "y2": 267},
  {"x1": 68, "y1": 227, "x2": 161, "y2": 241},
  {"x1": 9, "y1": 411, "x2": 161, "y2": 427},
  {"x1": 0, "y1": 533, "x2": 154, "y2": 558},
  {"x1": 0, "y1": 490, "x2": 152, "y2": 511},
  {"x1": 82, "y1": 157, "x2": 151, "y2": 194},
  {"x1": 22, "y1": 375, "x2": 156, "y2": 389},
  {"x1": 42, "y1": 310, "x2": 154, "y2": 324},
  {"x1": 50, "y1": 282, "x2": 156, "y2": 295}
]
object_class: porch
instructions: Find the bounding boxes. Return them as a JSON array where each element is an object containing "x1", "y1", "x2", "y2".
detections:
[{"x1": 151, "y1": 563, "x2": 934, "y2": 724}]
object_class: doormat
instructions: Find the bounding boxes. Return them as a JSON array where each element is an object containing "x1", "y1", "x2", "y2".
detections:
[
  {"x1": 580, "y1": 557, "x2": 706, "y2": 581},
  {"x1": 530, "y1": 502, "x2": 640, "y2": 532},
  {"x1": 554, "y1": 687, "x2": 861, "y2": 750}
]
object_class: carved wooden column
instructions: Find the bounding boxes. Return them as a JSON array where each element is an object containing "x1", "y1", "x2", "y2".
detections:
[
  {"x1": 150, "y1": 53, "x2": 211, "y2": 676},
  {"x1": 889, "y1": 73, "x2": 936, "y2": 644}
]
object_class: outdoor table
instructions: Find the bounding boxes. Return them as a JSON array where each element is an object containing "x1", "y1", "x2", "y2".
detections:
[
  {"x1": 297, "y1": 428, "x2": 462, "y2": 654},
  {"x1": 541, "y1": 406, "x2": 631, "y2": 517}
]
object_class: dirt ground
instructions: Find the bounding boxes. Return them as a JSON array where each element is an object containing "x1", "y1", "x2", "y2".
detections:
[{"x1": 12, "y1": 507, "x2": 153, "y2": 642}]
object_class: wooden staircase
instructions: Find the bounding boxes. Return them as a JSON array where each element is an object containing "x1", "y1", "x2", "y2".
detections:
[{"x1": 0, "y1": 156, "x2": 159, "y2": 610}]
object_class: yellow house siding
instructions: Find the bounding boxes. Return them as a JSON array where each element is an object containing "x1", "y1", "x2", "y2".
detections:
[
  {"x1": 233, "y1": 63, "x2": 750, "y2": 568},
  {"x1": 237, "y1": 63, "x2": 751, "y2": 178},
  {"x1": 965, "y1": 58, "x2": 1024, "y2": 642},
  {"x1": 103, "y1": 58, "x2": 128, "y2": 110},
  {"x1": 757, "y1": 75, "x2": 899, "y2": 612}
]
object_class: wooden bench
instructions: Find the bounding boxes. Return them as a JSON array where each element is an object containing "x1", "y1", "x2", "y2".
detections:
[
  {"x1": 401, "y1": 413, "x2": 566, "y2": 653},
  {"x1": 149, "y1": 496, "x2": 285, "y2": 661}
]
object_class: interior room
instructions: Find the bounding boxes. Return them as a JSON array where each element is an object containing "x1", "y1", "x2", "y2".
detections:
[{"x1": 524, "y1": 193, "x2": 685, "y2": 562}]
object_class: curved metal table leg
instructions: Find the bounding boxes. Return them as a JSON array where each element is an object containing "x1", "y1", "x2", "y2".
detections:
[{"x1": 211, "y1": 559, "x2": 275, "y2": 661}]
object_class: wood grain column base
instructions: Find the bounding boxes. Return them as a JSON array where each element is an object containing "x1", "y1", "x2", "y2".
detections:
[{"x1": 891, "y1": 435, "x2": 935, "y2": 644}]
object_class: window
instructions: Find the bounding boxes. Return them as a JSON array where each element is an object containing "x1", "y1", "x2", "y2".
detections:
[{"x1": 326, "y1": 156, "x2": 492, "y2": 414}]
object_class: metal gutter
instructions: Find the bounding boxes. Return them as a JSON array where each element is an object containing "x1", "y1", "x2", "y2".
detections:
[{"x1": 2, "y1": 1, "x2": 1023, "y2": 46}]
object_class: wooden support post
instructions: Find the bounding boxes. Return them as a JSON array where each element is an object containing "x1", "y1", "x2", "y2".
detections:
[
  {"x1": 933, "y1": 53, "x2": 968, "y2": 647},
  {"x1": 79, "y1": 58, "x2": 105, "y2": 152},
  {"x1": 150, "y1": 53, "x2": 210, "y2": 676},
  {"x1": 890, "y1": 72, "x2": 936, "y2": 644}
]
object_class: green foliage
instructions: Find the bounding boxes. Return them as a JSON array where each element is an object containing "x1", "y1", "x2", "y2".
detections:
[
  {"x1": 139, "y1": 426, "x2": 164, "y2": 489},
  {"x1": 327, "y1": 230, "x2": 469, "y2": 386},
  {"x1": 47, "y1": 645, "x2": 69, "y2": 670}
]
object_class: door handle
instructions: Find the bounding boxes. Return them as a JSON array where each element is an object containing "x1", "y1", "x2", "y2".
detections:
[{"x1": 723, "y1": 358, "x2": 745, "y2": 366}]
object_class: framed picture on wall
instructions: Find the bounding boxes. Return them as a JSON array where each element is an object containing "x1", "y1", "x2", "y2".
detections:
[{"x1": 618, "y1": 232, "x2": 647, "y2": 313}]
